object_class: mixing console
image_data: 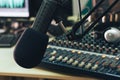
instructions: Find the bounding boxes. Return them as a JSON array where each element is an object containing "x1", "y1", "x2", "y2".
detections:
[{"x1": 40, "y1": 31, "x2": 120, "y2": 79}]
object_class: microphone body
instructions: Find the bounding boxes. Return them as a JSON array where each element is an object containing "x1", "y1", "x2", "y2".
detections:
[
  {"x1": 14, "y1": 0, "x2": 58, "y2": 68},
  {"x1": 14, "y1": 28, "x2": 48, "y2": 68}
]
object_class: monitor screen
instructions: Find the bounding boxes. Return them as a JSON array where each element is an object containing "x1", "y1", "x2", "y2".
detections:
[{"x1": 0, "y1": 0, "x2": 29, "y2": 17}]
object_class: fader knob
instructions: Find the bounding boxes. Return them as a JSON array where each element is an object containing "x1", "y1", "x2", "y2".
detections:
[
  {"x1": 62, "y1": 57, "x2": 69, "y2": 62},
  {"x1": 56, "y1": 56, "x2": 63, "y2": 61},
  {"x1": 85, "y1": 63, "x2": 92, "y2": 69},
  {"x1": 67, "y1": 58, "x2": 74, "y2": 64},
  {"x1": 91, "y1": 64, "x2": 98, "y2": 70},
  {"x1": 72, "y1": 60, "x2": 79, "y2": 66},
  {"x1": 78, "y1": 61, "x2": 85, "y2": 67},
  {"x1": 50, "y1": 50, "x2": 57, "y2": 55},
  {"x1": 49, "y1": 56, "x2": 55, "y2": 61}
]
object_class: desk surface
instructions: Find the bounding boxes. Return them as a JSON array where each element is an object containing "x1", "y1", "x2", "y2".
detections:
[{"x1": 0, "y1": 47, "x2": 100, "y2": 80}]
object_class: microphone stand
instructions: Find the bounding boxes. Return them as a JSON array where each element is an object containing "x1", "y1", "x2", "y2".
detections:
[{"x1": 67, "y1": 0, "x2": 119, "y2": 40}]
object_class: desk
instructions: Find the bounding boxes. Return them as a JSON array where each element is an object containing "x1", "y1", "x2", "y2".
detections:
[{"x1": 0, "y1": 47, "x2": 100, "y2": 80}]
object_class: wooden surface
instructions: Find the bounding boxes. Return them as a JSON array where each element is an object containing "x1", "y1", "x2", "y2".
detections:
[{"x1": 0, "y1": 47, "x2": 101, "y2": 80}]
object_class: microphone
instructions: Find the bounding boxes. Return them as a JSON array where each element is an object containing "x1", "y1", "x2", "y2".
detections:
[
  {"x1": 67, "y1": 0, "x2": 105, "y2": 40},
  {"x1": 67, "y1": 0, "x2": 119, "y2": 40},
  {"x1": 104, "y1": 27, "x2": 120, "y2": 43},
  {"x1": 14, "y1": 0, "x2": 58, "y2": 68}
]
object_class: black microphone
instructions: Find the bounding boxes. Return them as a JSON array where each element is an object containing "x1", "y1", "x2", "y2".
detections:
[{"x1": 14, "y1": 0, "x2": 58, "y2": 68}]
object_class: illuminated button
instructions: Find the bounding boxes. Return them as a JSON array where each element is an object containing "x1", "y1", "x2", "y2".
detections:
[
  {"x1": 50, "y1": 50, "x2": 57, "y2": 55},
  {"x1": 85, "y1": 63, "x2": 92, "y2": 69},
  {"x1": 78, "y1": 61, "x2": 85, "y2": 67},
  {"x1": 62, "y1": 57, "x2": 69, "y2": 62},
  {"x1": 49, "y1": 56, "x2": 55, "y2": 61},
  {"x1": 71, "y1": 50, "x2": 76, "y2": 53},
  {"x1": 77, "y1": 51, "x2": 82, "y2": 54},
  {"x1": 102, "y1": 54, "x2": 106, "y2": 58},
  {"x1": 115, "y1": 57, "x2": 119, "y2": 60},
  {"x1": 72, "y1": 60, "x2": 79, "y2": 66},
  {"x1": 91, "y1": 64, "x2": 98, "y2": 70},
  {"x1": 56, "y1": 56, "x2": 63, "y2": 61},
  {"x1": 67, "y1": 58, "x2": 74, "y2": 64}
]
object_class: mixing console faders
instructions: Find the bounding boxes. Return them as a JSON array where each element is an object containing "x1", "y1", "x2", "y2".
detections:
[{"x1": 41, "y1": 33, "x2": 120, "y2": 79}]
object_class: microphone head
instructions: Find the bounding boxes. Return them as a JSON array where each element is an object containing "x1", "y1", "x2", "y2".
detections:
[
  {"x1": 14, "y1": 28, "x2": 48, "y2": 68},
  {"x1": 104, "y1": 27, "x2": 120, "y2": 43}
]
